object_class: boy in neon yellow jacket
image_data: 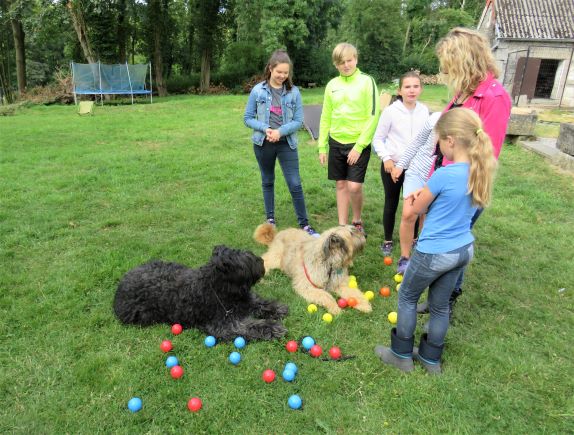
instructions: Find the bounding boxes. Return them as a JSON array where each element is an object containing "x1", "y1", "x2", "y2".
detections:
[{"x1": 318, "y1": 43, "x2": 379, "y2": 233}]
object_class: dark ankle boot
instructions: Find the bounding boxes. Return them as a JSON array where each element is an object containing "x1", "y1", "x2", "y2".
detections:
[
  {"x1": 374, "y1": 328, "x2": 414, "y2": 372},
  {"x1": 413, "y1": 333, "x2": 444, "y2": 375},
  {"x1": 448, "y1": 288, "x2": 463, "y2": 320}
]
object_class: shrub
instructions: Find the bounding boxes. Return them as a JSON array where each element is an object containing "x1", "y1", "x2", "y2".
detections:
[{"x1": 166, "y1": 73, "x2": 200, "y2": 94}]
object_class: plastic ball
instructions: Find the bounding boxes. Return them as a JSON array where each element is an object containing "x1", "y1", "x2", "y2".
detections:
[
  {"x1": 160, "y1": 340, "x2": 173, "y2": 353},
  {"x1": 187, "y1": 397, "x2": 202, "y2": 412},
  {"x1": 262, "y1": 369, "x2": 276, "y2": 383},
  {"x1": 127, "y1": 397, "x2": 142, "y2": 413},
  {"x1": 347, "y1": 297, "x2": 358, "y2": 307},
  {"x1": 301, "y1": 336, "x2": 315, "y2": 350},
  {"x1": 307, "y1": 304, "x2": 318, "y2": 314},
  {"x1": 337, "y1": 298, "x2": 348, "y2": 308},
  {"x1": 204, "y1": 336, "x2": 216, "y2": 347},
  {"x1": 165, "y1": 355, "x2": 179, "y2": 368},
  {"x1": 364, "y1": 290, "x2": 375, "y2": 301},
  {"x1": 349, "y1": 275, "x2": 357, "y2": 282},
  {"x1": 396, "y1": 283, "x2": 401, "y2": 292},
  {"x1": 284, "y1": 362, "x2": 298, "y2": 374},
  {"x1": 329, "y1": 346, "x2": 342, "y2": 360},
  {"x1": 229, "y1": 351, "x2": 241, "y2": 365},
  {"x1": 170, "y1": 365, "x2": 184, "y2": 379},
  {"x1": 348, "y1": 280, "x2": 358, "y2": 289},
  {"x1": 388, "y1": 311, "x2": 398, "y2": 324},
  {"x1": 310, "y1": 344, "x2": 323, "y2": 358},
  {"x1": 288, "y1": 394, "x2": 302, "y2": 410},
  {"x1": 234, "y1": 336, "x2": 246, "y2": 349},
  {"x1": 384, "y1": 256, "x2": 393, "y2": 266},
  {"x1": 322, "y1": 313, "x2": 333, "y2": 323},
  {"x1": 282, "y1": 369, "x2": 296, "y2": 382},
  {"x1": 171, "y1": 323, "x2": 183, "y2": 335},
  {"x1": 394, "y1": 273, "x2": 403, "y2": 283},
  {"x1": 379, "y1": 286, "x2": 391, "y2": 297},
  {"x1": 285, "y1": 340, "x2": 298, "y2": 353}
]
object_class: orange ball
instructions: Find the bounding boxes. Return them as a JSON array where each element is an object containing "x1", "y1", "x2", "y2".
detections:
[
  {"x1": 383, "y1": 256, "x2": 393, "y2": 266},
  {"x1": 347, "y1": 297, "x2": 358, "y2": 307},
  {"x1": 379, "y1": 286, "x2": 391, "y2": 297}
]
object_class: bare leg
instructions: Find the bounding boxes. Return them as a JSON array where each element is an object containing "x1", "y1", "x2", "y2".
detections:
[
  {"x1": 399, "y1": 201, "x2": 419, "y2": 258},
  {"x1": 336, "y1": 180, "x2": 350, "y2": 225},
  {"x1": 348, "y1": 181, "x2": 364, "y2": 223}
]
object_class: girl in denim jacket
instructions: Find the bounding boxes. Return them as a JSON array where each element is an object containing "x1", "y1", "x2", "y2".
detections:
[
  {"x1": 375, "y1": 108, "x2": 497, "y2": 374},
  {"x1": 244, "y1": 50, "x2": 318, "y2": 236}
]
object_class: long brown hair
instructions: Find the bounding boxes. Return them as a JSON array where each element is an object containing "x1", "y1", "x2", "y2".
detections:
[
  {"x1": 435, "y1": 108, "x2": 497, "y2": 207},
  {"x1": 263, "y1": 50, "x2": 293, "y2": 90}
]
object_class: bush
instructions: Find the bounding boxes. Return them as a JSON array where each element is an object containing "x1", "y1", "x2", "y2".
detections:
[{"x1": 166, "y1": 73, "x2": 200, "y2": 94}]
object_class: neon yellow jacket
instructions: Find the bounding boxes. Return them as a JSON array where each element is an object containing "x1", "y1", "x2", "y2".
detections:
[{"x1": 318, "y1": 68, "x2": 380, "y2": 154}]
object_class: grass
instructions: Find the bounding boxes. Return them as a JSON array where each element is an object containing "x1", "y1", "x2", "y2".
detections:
[{"x1": 1, "y1": 91, "x2": 573, "y2": 434}]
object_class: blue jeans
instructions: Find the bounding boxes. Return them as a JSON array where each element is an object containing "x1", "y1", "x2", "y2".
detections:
[
  {"x1": 454, "y1": 208, "x2": 483, "y2": 289},
  {"x1": 253, "y1": 140, "x2": 309, "y2": 226},
  {"x1": 397, "y1": 243, "x2": 474, "y2": 346}
]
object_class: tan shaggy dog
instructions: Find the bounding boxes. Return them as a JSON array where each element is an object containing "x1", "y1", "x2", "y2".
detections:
[{"x1": 253, "y1": 223, "x2": 371, "y2": 315}]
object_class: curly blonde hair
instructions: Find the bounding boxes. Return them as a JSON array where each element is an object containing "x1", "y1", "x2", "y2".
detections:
[
  {"x1": 435, "y1": 108, "x2": 497, "y2": 207},
  {"x1": 436, "y1": 27, "x2": 500, "y2": 95}
]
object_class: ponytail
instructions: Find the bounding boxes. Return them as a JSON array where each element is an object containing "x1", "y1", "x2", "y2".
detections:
[{"x1": 435, "y1": 108, "x2": 497, "y2": 207}]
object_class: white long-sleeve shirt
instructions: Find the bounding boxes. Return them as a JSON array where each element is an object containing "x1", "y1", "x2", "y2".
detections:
[
  {"x1": 372, "y1": 99, "x2": 429, "y2": 162},
  {"x1": 396, "y1": 112, "x2": 442, "y2": 179}
]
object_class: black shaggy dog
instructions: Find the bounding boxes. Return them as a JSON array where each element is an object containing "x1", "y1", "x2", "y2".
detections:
[{"x1": 113, "y1": 245, "x2": 288, "y2": 341}]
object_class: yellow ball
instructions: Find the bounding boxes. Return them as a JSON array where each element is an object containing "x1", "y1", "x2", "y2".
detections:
[
  {"x1": 322, "y1": 313, "x2": 333, "y2": 323},
  {"x1": 349, "y1": 275, "x2": 357, "y2": 281},
  {"x1": 393, "y1": 274, "x2": 403, "y2": 283},
  {"x1": 348, "y1": 280, "x2": 358, "y2": 289},
  {"x1": 396, "y1": 283, "x2": 401, "y2": 292},
  {"x1": 307, "y1": 304, "x2": 318, "y2": 314},
  {"x1": 388, "y1": 311, "x2": 398, "y2": 324},
  {"x1": 364, "y1": 290, "x2": 375, "y2": 301}
]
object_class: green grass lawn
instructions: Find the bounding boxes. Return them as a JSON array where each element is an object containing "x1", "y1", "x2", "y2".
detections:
[{"x1": 1, "y1": 92, "x2": 573, "y2": 433}]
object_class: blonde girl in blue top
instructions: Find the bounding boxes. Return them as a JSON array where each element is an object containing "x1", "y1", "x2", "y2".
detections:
[
  {"x1": 244, "y1": 50, "x2": 318, "y2": 236},
  {"x1": 375, "y1": 108, "x2": 497, "y2": 374}
]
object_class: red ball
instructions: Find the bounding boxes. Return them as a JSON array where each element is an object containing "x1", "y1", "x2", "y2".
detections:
[
  {"x1": 310, "y1": 344, "x2": 323, "y2": 358},
  {"x1": 337, "y1": 298, "x2": 348, "y2": 308},
  {"x1": 285, "y1": 340, "x2": 298, "y2": 353},
  {"x1": 171, "y1": 324, "x2": 183, "y2": 335},
  {"x1": 160, "y1": 340, "x2": 173, "y2": 353},
  {"x1": 329, "y1": 346, "x2": 342, "y2": 360},
  {"x1": 262, "y1": 369, "x2": 276, "y2": 383},
  {"x1": 170, "y1": 365, "x2": 184, "y2": 379},
  {"x1": 187, "y1": 397, "x2": 202, "y2": 412}
]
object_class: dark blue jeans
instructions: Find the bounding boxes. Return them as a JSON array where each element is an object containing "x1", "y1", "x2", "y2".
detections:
[
  {"x1": 397, "y1": 243, "x2": 474, "y2": 346},
  {"x1": 253, "y1": 140, "x2": 309, "y2": 227}
]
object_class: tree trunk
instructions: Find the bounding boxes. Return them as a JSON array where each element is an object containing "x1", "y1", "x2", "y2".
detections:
[
  {"x1": 10, "y1": 15, "x2": 25, "y2": 94},
  {"x1": 402, "y1": 20, "x2": 411, "y2": 55},
  {"x1": 200, "y1": 48, "x2": 210, "y2": 92},
  {"x1": 117, "y1": 0, "x2": 127, "y2": 63},
  {"x1": 67, "y1": 1, "x2": 95, "y2": 63},
  {"x1": 153, "y1": 20, "x2": 166, "y2": 96}
]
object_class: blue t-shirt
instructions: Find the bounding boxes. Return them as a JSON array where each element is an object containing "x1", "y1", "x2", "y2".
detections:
[{"x1": 417, "y1": 162, "x2": 477, "y2": 254}]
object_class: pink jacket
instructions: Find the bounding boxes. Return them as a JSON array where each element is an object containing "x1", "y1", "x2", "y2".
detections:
[{"x1": 432, "y1": 73, "x2": 512, "y2": 172}]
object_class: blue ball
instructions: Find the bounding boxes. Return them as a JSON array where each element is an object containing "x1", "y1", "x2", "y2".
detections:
[
  {"x1": 234, "y1": 336, "x2": 246, "y2": 349},
  {"x1": 282, "y1": 369, "x2": 296, "y2": 382},
  {"x1": 229, "y1": 351, "x2": 241, "y2": 365},
  {"x1": 288, "y1": 394, "x2": 302, "y2": 410},
  {"x1": 127, "y1": 397, "x2": 142, "y2": 413},
  {"x1": 165, "y1": 356, "x2": 179, "y2": 368},
  {"x1": 204, "y1": 336, "x2": 216, "y2": 347},
  {"x1": 302, "y1": 336, "x2": 315, "y2": 350},
  {"x1": 284, "y1": 362, "x2": 298, "y2": 374}
]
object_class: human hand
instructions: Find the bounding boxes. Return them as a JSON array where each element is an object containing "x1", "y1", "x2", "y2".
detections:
[
  {"x1": 267, "y1": 129, "x2": 281, "y2": 142},
  {"x1": 319, "y1": 153, "x2": 327, "y2": 165},
  {"x1": 405, "y1": 188, "x2": 424, "y2": 206},
  {"x1": 383, "y1": 159, "x2": 395, "y2": 173},
  {"x1": 391, "y1": 166, "x2": 403, "y2": 183},
  {"x1": 347, "y1": 149, "x2": 361, "y2": 165}
]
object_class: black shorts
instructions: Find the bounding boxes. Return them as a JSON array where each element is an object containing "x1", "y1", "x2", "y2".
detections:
[{"x1": 327, "y1": 138, "x2": 371, "y2": 183}]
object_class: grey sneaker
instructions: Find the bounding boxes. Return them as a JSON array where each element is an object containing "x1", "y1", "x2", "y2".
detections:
[
  {"x1": 380, "y1": 241, "x2": 393, "y2": 256},
  {"x1": 397, "y1": 256, "x2": 409, "y2": 275},
  {"x1": 374, "y1": 345, "x2": 414, "y2": 372},
  {"x1": 302, "y1": 224, "x2": 320, "y2": 238}
]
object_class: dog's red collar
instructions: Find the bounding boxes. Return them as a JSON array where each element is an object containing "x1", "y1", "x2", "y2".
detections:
[{"x1": 303, "y1": 262, "x2": 321, "y2": 289}]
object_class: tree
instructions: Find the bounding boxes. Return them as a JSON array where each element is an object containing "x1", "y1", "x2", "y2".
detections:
[
  {"x1": 67, "y1": 0, "x2": 95, "y2": 63},
  {"x1": 6, "y1": 0, "x2": 26, "y2": 94},
  {"x1": 193, "y1": 0, "x2": 220, "y2": 92},
  {"x1": 0, "y1": 0, "x2": 15, "y2": 102},
  {"x1": 147, "y1": 0, "x2": 167, "y2": 96}
]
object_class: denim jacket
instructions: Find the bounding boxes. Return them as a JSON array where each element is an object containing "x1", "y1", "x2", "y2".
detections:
[{"x1": 243, "y1": 81, "x2": 303, "y2": 149}]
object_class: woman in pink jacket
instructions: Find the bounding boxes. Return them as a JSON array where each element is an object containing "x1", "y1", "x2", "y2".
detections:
[{"x1": 417, "y1": 27, "x2": 512, "y2": 318}]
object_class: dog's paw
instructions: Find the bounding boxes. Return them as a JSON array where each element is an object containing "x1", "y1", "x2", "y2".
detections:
[
  {"x1": 354, "y1": 298, "x2": 372, "y2": 313},
  {"x1": 327, "y1": 304, "x2": 342, "y2": 315},
  {"x1": 275, "y1": 303, "x2": 289, "y2": 318}
]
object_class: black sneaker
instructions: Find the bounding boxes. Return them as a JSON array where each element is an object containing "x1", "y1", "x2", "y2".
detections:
[
  {"x1": 301, "y1": 224, "x2": 320, "y2": 238},
  {"x1": 267, "y1": 218, "x2": 276, "y2": 227}
]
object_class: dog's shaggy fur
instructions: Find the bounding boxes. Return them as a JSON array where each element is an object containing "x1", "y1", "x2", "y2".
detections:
[
  {"x1": 113, "y1": 245, "x2": 288, "y2": 341},
  {"x1": 253, "y1": 224, "x2": 371, "y2": 315}
]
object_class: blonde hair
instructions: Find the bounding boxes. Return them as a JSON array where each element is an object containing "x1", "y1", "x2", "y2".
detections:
[
  {"x1": 332, "y1": 43, "x2": 357, "y2": 65},
  {"x1": 435, "y1": 108, "x2": 497, "y2": 207},
  {"x1": 436, "y1": 27, "x2": 500, "y2": 95}
]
